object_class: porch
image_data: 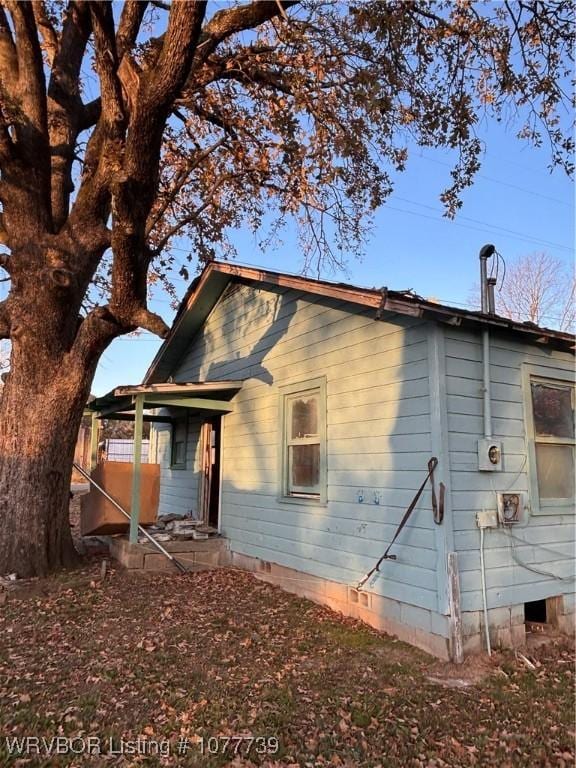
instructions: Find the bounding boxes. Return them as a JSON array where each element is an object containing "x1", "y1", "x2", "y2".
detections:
[{"x1": 79, "y1": 380, "x2": 242, "y2": 570}]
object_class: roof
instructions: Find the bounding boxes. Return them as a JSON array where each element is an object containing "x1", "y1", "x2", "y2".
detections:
[
  {"x1": 114, "y1": 381, "x2": 243, "y2": 398},
  {"x1": 144, "y1": 261, "x2": 575, "y2": 384},
  {"x1": 88, "y1": 381, "x2": 243, "y2": 418}
]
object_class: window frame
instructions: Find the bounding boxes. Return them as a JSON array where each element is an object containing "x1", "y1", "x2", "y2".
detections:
[
  {"x1": 522, "y1": 363, "x2": 575, "y2": 516},
  {"x1": 170, "y1": 416, "x2": 188, "y2": 470},
  {"x1": 278, "y1": 377, "x2": 327, "y2": 505}
]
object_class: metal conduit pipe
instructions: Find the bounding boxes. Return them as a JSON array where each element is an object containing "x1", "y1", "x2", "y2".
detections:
[
  {"x1": 482, "y1": 330, "x2": 492, "y2": 440},
  {"x1": 479, "y1": 245, "x2": 496, "y2": 440},
  {"x1": 478, "y1": 245, "x2": 497, "y2": 656},
  {"x1": 480, "y1": 526, "x2": 492, "y2": 656}
]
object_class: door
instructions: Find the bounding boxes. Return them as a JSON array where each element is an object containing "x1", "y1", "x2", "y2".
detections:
[{"x1": 200, "y1": 417, "x2": 221, "y2": 528}]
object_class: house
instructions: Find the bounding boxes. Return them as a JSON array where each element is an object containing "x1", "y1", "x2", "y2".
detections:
[{"x1": 88, "y1": 259, "x2": 575, "y2": 661}]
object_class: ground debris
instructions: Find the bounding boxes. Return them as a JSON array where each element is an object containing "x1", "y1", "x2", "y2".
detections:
[{"x1": 0, "y1": 564, "x2": 573, "y2": 767}]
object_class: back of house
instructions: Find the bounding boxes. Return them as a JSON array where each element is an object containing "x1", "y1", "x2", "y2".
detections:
[{"x1": 138, "y1": 261, "x2": 575, "y2": 660}]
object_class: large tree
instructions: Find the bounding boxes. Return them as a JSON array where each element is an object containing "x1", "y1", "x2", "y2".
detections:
[
  {"x1": 0, "y1": 339, "x2": 7, "y2": 398},
  {"x1": 0, "y1": 1, "x2": 573, "y2": 576}
]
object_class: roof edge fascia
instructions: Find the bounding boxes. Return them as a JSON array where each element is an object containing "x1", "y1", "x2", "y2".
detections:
[{"x1": 144, "y1": 260, "x2": 575, "y2": 384}]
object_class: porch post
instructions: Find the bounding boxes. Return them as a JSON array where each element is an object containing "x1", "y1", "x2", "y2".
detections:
[
  {"x1": 130, "y1": 394, "x2": 144, "y2": 544},
  {"x1": 89, "y1": 411, "x2": 99, "y2": 472}
]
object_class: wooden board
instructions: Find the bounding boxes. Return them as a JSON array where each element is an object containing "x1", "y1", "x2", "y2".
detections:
[{"x1": 80, "y1": 462, "x2": 159, "y2": 535}]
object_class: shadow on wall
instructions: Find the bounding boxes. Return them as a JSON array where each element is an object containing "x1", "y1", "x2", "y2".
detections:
[
  {"x1": 154, "y1": 288, "x2": 301, "y2": 517},
  {"x1": 206, "y1": 290, "x2": 297, "y2": 385},
  {"x1": 214, "y1": 302, "x2": 439, "y2": 607},
  {"x1": 161, "y1": 282, "x2": 441, "y2": 609}
]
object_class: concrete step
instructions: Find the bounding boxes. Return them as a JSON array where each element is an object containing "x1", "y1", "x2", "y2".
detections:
[{"x1": 109, "y1": 535, "x2": 229, "y2": 571}]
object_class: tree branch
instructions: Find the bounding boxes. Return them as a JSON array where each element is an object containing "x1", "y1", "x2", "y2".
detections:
[
  {"x1": 193, "y1": 1, "x2": 297, "y2": 63},
  {"x1": 129, "y1": 307, "x2": 170, "y2": 337},
  {"x1": 217, "y1": 61, "x2": 295, "y2": 95},
  {"x1": 78, "y1": 97, "x2": 102, "y2": 132},
  {"x1": 72, "y1": 300, "x2": 168, "y2": 368},
  {"x1": 0, "y1": 299, "x2": 10, "y2": 339},
  {"x1": 48, "y1": 1, "x2": 92, "y2": 230},
  {"x1": 71, "y1": 305, "x2": 123, "y2": 364},
  {"x1": 32, "y1": 1, "x2": 59, "y2": 66},
  {"x1": 149, "y1": 172, "x2": 236, "y2": 254},
  {"x1": 0, "y1": 5, "x2": 18, "y2": 89},
  {"x1": 89, "y1": 2, "x2": 125, "y2": 134},
  {"x1": 77, "y1": 3, "x2": 297, "y2": 135},
  {"x1": 142, "y1": 1, "x2": 208, "y2": 115},
  {"x1": 106, "y1": 2, "x2": 208, "y2": 326},
  {"x1": 116, "y1": 0, "x2": 148, "y2": 59},
  {"x1": 188, "y1": 103, "x2": 239, "y2": 139},
  {"x1": 75, "y1": 1, "x2": 148, "y2": 133},
  {"x1": 0, "y1": 214, "x2": 9, "y2": 248},
  {"x1": 0, "y1": 114, "x2": 14, "y2": 165},
  {"x1": 5, "y1": 2, "x2": 50, "y2": 191},
  {"x1": 145, "y1": 136, "x2": 228, "y2": 237}
]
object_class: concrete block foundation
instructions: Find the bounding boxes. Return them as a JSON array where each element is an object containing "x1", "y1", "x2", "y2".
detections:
[
  {"x1": 462, "y1": 593, "x2": 575, "y2": 654},
  {"x1": 229, "y1": 551, "x2": 452, "y2": 661},
  {"x1": 109, "y1": 536, "x2": 229, "y2": 572}
]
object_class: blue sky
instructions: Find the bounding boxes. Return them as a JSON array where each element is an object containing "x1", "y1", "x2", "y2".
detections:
[
  {"x1": 1, "y1": 116, "x2": 569, "y2": 395},
  {"x1": 91, "y1": 117, "x2": 574, "y2": 396}
]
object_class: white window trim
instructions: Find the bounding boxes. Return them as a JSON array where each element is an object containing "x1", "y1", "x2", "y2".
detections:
[
  {"x1": 522, "y1": 363, "x2": 576, "y2": 516},
  {"x1": 278, "y1": 376, "x2": 327, "y2": 505}
]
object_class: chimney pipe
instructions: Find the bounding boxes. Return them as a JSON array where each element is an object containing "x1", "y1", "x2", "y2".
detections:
[
  {"x1": 487, "y1": 277, "x2": 496, "y2": 315},
  {"x1": 479, "y1": 244, "x2": 496, "y2": 313}
]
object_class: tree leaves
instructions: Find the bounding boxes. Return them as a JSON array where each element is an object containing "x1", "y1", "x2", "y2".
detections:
[
  {"x1": 1, "y1": 0, "x2": 574, "y2": 324},
  {"x1": 0, "y1": 564, "x2": 573, "y2": 766}
]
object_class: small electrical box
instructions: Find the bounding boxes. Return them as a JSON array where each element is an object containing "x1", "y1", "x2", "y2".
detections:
[
  {"x1": 478, "y1": 439, "x2": 503, "y2": 471},
  {"x1": 476, "y1": 509, "x2": 498, "y2": 529},
  {"x1": 497, "y1": 492, "x2": 523, "y2": 524}
]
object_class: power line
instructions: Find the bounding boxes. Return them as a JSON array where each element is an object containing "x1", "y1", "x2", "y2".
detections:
[
  {"x1": 418, "y1": 153, "x2": 572, "y2": 208},
  {"x1": 479, "y1": 149, "x2": 568, "y2": 179},
  {"x1": 381, "y1": 203, "x2": 574, "y2": 254},
  {"x1": 392, "y1": 196, "x2": 573, "y2": 253},
  {"x1": 161, "y1": 199, "x2": 573, "y2": 259}
]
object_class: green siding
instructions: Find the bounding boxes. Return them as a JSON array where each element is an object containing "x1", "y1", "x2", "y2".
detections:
[
  {"x1": 444, "y1": 327, "x2": 575, "y2": 613},
  {"x1": 155, "y1": 416, "x2": 202, "y2": 518},
  {"x1": 149, "y1": 280, "x2": 575, "y2": 636},
  {"x1": 168, "y1": 283, "x2": 439, "y2": 614},
  {"x1": 150, "y1": 286, "x2": 575, "y2": 632}
]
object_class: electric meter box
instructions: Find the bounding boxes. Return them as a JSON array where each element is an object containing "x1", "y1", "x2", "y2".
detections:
[
  {"x1": 477, "y1": 439, "x2": 503, "y2": 471},
  {"x1": 497, "y1": 492, "x2": 523, "y2": 524}
]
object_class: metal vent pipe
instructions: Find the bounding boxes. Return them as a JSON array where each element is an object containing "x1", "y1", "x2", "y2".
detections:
[
  {"x1": 487, "y1": 277, "x2": 497, "y2": 315},
  {"x1": 479, "y1": 243, "x2": 496, "y2": 313}
]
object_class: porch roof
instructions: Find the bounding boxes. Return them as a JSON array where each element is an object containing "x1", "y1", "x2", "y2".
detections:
[{"x1": 87, "y1": 380, "x2": 243, "y2": 420}]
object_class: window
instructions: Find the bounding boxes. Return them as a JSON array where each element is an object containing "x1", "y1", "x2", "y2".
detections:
[
  {"x1": 525, "y1": 371, "x2": 575, "y2": 514},
  {"x1": 280, "y1": 378, "x2": 326, "y2": 502},
  {"x1": 170, "y1": 418, "x2": 188, "y2": 469}
]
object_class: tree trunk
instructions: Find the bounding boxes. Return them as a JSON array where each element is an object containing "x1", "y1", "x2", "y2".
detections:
[{"x1": 0, "y1": 336, "x2": 93, "y2": 577}]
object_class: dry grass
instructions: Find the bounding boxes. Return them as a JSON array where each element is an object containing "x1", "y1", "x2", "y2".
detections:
[{"x1": 0, "y1": 562, "x2": 573, "y2": 767}]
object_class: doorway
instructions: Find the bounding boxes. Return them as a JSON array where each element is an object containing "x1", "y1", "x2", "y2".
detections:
[{"x1": 200, "y1": 417, "x2": 221, "y2": 529}]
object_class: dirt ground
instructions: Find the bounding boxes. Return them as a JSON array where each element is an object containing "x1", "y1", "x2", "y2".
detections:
[{"x1": 0, "y1": 561, "x2": 574, "y2": 768}]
